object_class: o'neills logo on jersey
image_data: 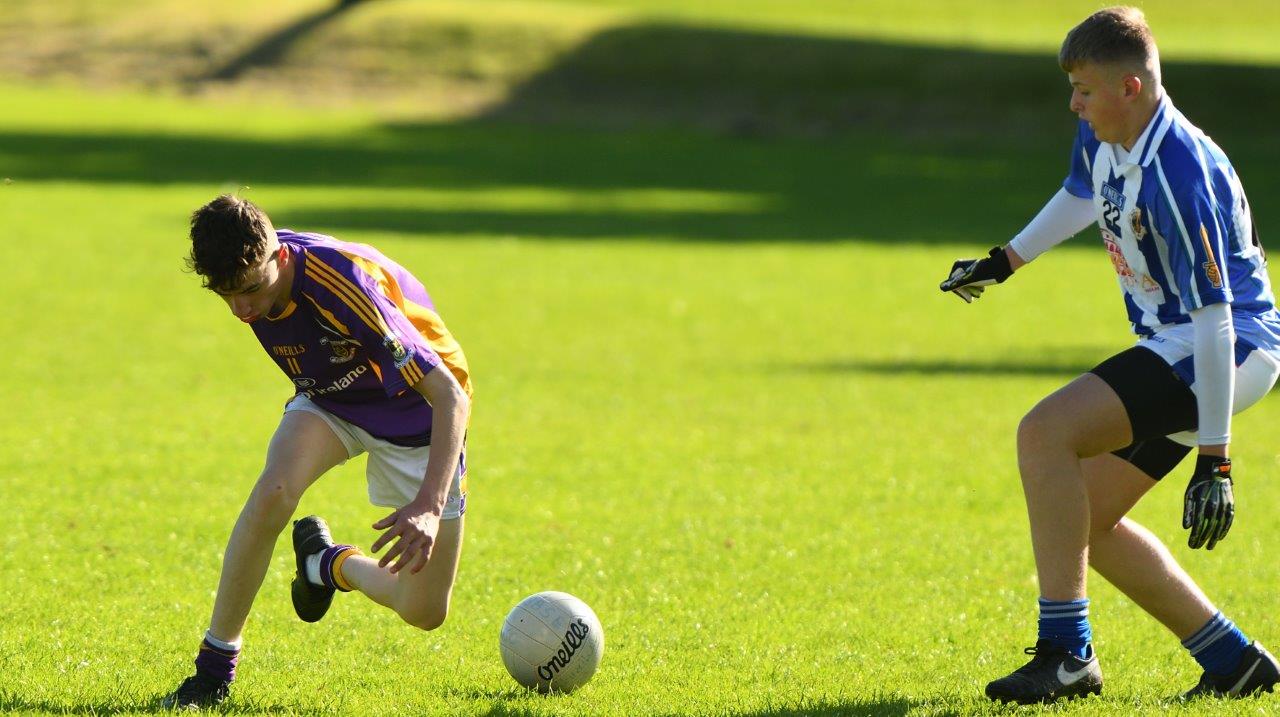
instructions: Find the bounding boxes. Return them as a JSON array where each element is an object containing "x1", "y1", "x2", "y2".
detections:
[
  {"x1": 272, "y1": 344, "x2": 306, "y2": 357},
  {"x1": 536, "y1": 618, "x2": 591, "y2": 682},
  {"x1": 1101, "y1": 183, "x2": 1125, "y2": 207},
  {"x1": 303, "y1": 364, "x2": 368, "y2": 398}
]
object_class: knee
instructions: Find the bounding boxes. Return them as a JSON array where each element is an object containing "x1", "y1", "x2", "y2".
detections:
[
  {"x1": 244, "y1": 474, "x2": 303, "y2": 525},
  {"x1": 398, "y1": 600, "x2": 449, "y2": 632},
  {"x1": 1017, "y1": 406, "x2": 1055, "y2": 454},
  {"x1": 1017, "y1": 401, "x2": 1083, "y2": 460}
]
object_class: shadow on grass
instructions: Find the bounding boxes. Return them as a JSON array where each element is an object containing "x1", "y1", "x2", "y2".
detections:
[
  {"x1": 472, "y1": 695, "x2": 946, "y2": 717},
  {"x1": 784, "y1": 357, "x2": 1099, "y2": 378},
  {"x1": 482, "y1": 22, "x2": 1280, "y2": 142},
  {"x1": 0, "y1": 694, "x2": 324, "y2": 716},
  {"x1": 0, "y1": 124, "x2": 1068, "y2": 245},
  {"x1": 6, "y1": 24, "x2": 1280, "y2": 245},
  {"x1": 201, "y1": 2, "x2": 364, "y2": 82}
]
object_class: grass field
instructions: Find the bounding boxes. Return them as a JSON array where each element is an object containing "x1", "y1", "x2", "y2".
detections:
[{"x1": 5, "y1": 2, "x2": 1280, "y2": 716}]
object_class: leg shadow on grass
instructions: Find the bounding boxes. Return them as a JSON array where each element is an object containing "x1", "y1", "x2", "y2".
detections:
[
  {"x1": 0, "y1": 689, "x2": 329, "y2": 716},
  {"x1": 472, "y1": 695, "x2": 947, "y2": 717},
  {"x1": 780, "y1": 357, "x2": 1101, "y2": 379}
]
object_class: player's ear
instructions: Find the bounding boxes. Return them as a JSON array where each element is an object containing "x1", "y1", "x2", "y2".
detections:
[
  {"x1": 277, "y1": 244, "x2": 289, "y2": 263},
  {"x1": 1122, "y1": 74, "x2": 1143, "y2": 100}
]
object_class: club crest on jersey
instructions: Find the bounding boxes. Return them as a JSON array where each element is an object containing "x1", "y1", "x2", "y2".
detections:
[
  {"x1": 321, "y1": 335, "x2": 359, "y2": 364},
  {"x1": 1129, "y1": 208, "x2": 1146, "y2": 240},
  {"x1": 384, "y1": 333, "x2": 412, "y2": 368}
]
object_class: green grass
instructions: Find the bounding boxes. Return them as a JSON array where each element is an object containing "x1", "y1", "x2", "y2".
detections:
[
  {"x1": 5, "y1": 2, "x2": 1280, "y2": 715},
  {"x1": 5, "y1": 81, "x2": 1280, "y2": 716}
]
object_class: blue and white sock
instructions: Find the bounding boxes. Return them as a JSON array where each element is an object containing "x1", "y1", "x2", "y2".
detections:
[
  {"x1": 1039, "y1": 597, "x2": 1092, "y2": 659},
  {"x1": 1183, "y1": 611, "x2": 1249, "y2": 675}
]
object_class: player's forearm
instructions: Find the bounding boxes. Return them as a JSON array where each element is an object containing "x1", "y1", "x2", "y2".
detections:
[
  {"x1": 413, "y1": 387, "x2": 470, "y2": 514},
  {"x1": 1190, "y1": 302, "x2": 1234, "y2": 455},
  {"x1": 1008, "y1": 188, "x2": 1096, "y2": 264}
]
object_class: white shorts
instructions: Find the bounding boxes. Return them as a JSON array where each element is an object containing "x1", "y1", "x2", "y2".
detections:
[
  {"x1": 285, "y1": 394, "x2": 467, "y2": 518},
  {"x1": 1137, "y1": 323, "x2": 1280, "y2": 447}
]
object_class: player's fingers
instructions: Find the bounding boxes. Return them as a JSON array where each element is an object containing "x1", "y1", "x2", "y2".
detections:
[
  {"x1": 372, "y1": 510, "x2": 399, "y2": 531},
  {"x1": 390, "y1": 538, "x2": 422, "y2": 574},
  {"x1": 379, "y1": 538, "x2": 408, "y2": 569},
  {"x1": 371, "y1": 524, "x2": 400, "y2": 554},
  {"x1": 951, "y1": 289, "x2": 973, "y2": 304},
  {"x1": 409, "y1": 545, "x2": 435, "y2": 573}
]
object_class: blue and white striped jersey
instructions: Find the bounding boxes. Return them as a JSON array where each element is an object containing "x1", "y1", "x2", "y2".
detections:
[{"x1": 1064, "y1": 94, "x2": 1280, "y2": 356}]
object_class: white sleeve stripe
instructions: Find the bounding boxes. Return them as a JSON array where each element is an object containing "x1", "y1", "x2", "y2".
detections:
[
  {"x1": 1154, "y1": 155, "x2": 1205, "y2": 308},
  {"x1": 1192, "y1": 141, "x2": 1232, "y2": 291},
  {"x1": 1150, "y1": 224, "x2": 1189, "y2": 315}
]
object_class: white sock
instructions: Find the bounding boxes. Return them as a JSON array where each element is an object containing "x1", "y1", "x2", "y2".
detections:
[
  {"x1": 204, "y1": 630, "x2": 242, "y2": 651},
  {"x1": 305, "y1": 553, "x2": 325, "y2": 586}
]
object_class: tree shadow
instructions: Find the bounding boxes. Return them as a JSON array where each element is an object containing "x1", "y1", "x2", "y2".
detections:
[
  {"x1": 480, "y1": 21, "x2": 1280, "y2": 142},
  {"x1": 6, "y1": 24, "x2": 1280, "y2": 245},
  {"x1": 200, "y1": 1, "x2": 369, "y2": 82}
]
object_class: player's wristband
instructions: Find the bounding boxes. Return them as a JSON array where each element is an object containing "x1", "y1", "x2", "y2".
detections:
[{"x1": 1195, "y1": 454, "x2": 1231, "y2": 479}]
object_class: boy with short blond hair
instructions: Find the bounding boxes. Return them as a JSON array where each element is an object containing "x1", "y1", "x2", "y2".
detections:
[{"x1": 942, "y1": 7, "x2": 1280, "y2": 704}]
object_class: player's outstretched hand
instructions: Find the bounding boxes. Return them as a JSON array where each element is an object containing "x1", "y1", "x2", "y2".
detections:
[
  {"x1": 371, "y1": 504, "x2": 441, "y2": 574},
  {"x1": 1183, "y1": 456, "x2": 1234, "y2": 550},
  {"x1": 939, "y1": 246, "x2": 1014, "y2": 303}
]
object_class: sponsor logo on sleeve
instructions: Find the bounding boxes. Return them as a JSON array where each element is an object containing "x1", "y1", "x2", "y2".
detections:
[
  {"x1": 384, "y1": 333, "x2": 412, "y2": 369},
  {"x1": 1199, "y1": 223, "x2": 1224, "y2": 289}
]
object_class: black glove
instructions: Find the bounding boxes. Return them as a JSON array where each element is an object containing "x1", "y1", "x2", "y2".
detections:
[
  {"x1": 939, "y1": 246, "x2": 1014, "y2": 303},
  {"x1": 1183, "y1": 455, "x2": 1234, "y2": 550}
]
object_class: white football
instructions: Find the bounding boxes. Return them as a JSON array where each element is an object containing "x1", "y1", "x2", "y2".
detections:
[{"x1": 499, "y1": 591, "x2": 604, "y2": 693}]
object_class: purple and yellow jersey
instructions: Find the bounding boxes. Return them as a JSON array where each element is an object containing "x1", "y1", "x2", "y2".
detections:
[{"x1": 250, "y1": 230, "x2": 472, "y2": 446}]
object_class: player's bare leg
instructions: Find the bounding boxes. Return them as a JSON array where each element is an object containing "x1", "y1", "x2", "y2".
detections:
[
  {"x1": 1016, "y1": 373, "x2": 1131, "y2": 601},
  {"x1": 341, "y1": 516, "x2": 464, "y2": 630},
  {"x1": 1083, "y1": 453, "x2": 1279, "y2": 697},
  {"x1": 1083, "y1": 453, "x2": 1215, "y2": 636},
  {"x1": 211, "y1": 411, "x2": 349, "y2": 639},
  {"x1": 163, "y1": 411, "x2": 348, "y2": 709},
  {"x1": 986, "y1": 373, "x2": 1129, "y2": 704}
]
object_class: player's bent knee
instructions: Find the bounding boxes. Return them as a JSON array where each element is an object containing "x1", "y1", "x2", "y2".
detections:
[
  {"x1": 245, "y1": 475, "x2": 304, "y2": 523},
  {"x1": 400, "y1": 604, "x2": 448, "y2": 631},
  {"x1": 1016, "y1": 408, "x2": 1055, "y2": 454}
]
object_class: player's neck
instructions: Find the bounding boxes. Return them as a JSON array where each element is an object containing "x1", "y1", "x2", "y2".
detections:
[
  {"x1": 269, "y1": 247, "x2": 297, "y2": 316},
  {"x1": 1120, "y1": 90, "x2": 1163, "y2": 151}
]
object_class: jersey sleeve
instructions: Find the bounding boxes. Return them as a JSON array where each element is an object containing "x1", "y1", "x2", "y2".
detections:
[
  {"x1": 301, "y1": 251, "x2": 442, "y2": 398},
  {"x1": 1063, "y1": 121, "x2": 1098, "y2": 199},
  {"x1": 1150, "y1": 158, "x2": 1233, "y2": 310}
]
